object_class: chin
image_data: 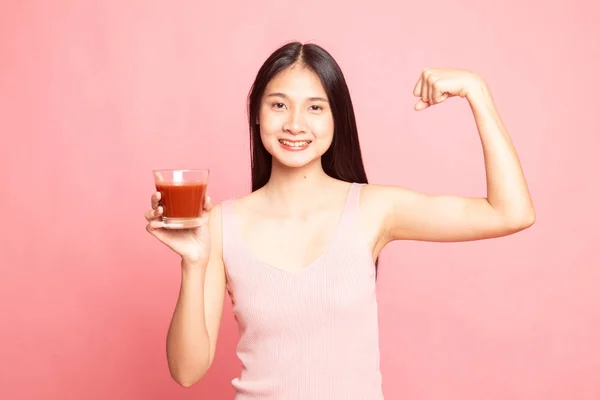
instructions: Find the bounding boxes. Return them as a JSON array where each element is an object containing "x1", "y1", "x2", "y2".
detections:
[
  {"x1": 271, "y1": 152, "x2": 320, "y2": 169},
  {"x1": 269, "y1": 148, "x2": 325, "y2": 169}
]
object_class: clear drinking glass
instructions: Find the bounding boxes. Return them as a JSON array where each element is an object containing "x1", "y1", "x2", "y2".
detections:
[{"x1": 153, "y1": 169, "x2": 209, "y2": 229}]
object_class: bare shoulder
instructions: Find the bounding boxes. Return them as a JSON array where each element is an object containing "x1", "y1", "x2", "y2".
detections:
[
  {"x1": 227, "y1": 190, "x2": 264, "y2": 216},
  {"x1": 360, "y1": 183, "x2": 398, "y2": 206}
]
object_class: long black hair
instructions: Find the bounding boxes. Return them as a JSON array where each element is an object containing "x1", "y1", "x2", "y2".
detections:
[
  {"x1": 247, "y1": 41, "x2": 369, "y2": 191},
  {"x1": 246, "y1": 42, "x2": 378, "y2": 275}
]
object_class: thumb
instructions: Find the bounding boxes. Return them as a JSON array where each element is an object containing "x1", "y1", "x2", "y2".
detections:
[{"x1": 414, "y1": 99, "x2": 430, "y2": 111}]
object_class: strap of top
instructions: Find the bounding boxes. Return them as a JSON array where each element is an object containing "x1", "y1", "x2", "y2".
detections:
[
  {"x1": 336, "y1": 182, "x2": 365, "y2": 232},
  {"x1": 347, "y1": 182, "x2": 365, "y2": 212}
]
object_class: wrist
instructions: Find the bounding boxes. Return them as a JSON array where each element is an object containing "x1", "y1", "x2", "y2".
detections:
[
  {"x1": 465, "y1": 74, "x2": 492, "y2": 104},
  {"x1": 181, "y1": 256, "x2": 208, "y2": 272}
]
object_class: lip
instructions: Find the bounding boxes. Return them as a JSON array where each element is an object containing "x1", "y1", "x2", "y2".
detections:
[{"x1": 278, "y1": 139, "x2": 312, "y2": 151}]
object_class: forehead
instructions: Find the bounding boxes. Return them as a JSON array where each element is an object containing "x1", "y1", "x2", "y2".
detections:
[{"x1": 265, "y1": 64, "x2": 327, "y2": 98}]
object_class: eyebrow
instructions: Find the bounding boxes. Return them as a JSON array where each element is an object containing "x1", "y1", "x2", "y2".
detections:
[{"x1": 266, "y1": 92, "x2": 329, "y2": 103}]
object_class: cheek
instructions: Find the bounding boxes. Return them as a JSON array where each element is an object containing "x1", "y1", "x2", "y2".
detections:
[
  {"x1": 258, "y1": 110, "x2": 281, "y2": 137},
  {"x1": 259, "y1": 122, "x2": 280, "y2": 152},
  {"x1": 312, "y1": 117, "x2": 334, "y2": 140},
  {"x1": 259, "y1": 122, "x2": 277, "y2": 143}
]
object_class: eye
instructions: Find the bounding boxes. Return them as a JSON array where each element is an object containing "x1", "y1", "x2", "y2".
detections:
[
  {"x1": 309, "y1": 105, "x2": 323, "y2": 112},
  {"x1": 272, "y1": 102, "x2": 286, "y2": 110}
]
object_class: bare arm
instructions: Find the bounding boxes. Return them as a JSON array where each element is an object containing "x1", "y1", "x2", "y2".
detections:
[
  {"x1": 166, "y1": 205, "x2": 226, "y2": 387},
  {"x1": 369, "y1": 69, "x2": 535, "y2": 244}
]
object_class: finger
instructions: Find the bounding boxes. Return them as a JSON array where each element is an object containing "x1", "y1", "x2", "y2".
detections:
[
  {"x1": 414, "y1": 99, "x2": 430, "y2": 111},
  {"x1": 197, "y1": 208, "x2": 211, "y2": 223},
  {"x1": 429, "y1": 78, "x2": 436, "y2": 105},
  {"x1": 413, "y1": 75, "x2": 423, "y2": 97},
  {"x1": 146, "y1": 224, "x2": 160, "y2": 237},
  {"x1": 204, "y1": 195, "x2": 213, "y2": 211},
  {"x1": 145, "y1": 220, "x2": 165, "y2": 234},
  {"x1": 151, "y1": 191, "x2": 161, "y2": 209},
  {"x1": 144, "y1": 206, "x2": 163, "y2": 221},
  {"x1": 420, "y1": 77, "x2": 429, "y2": 105},
  {"x1": 144, "y1": 209, "x2": 155, "y2": 221},
  {"x1": 430, "y1": 78, "x2": 448, "y2": 105},
  {"x1": 420, "y1": 69, "x2": 431, "y2": 104}
]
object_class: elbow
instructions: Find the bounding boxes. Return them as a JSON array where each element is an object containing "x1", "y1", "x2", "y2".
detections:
[
  {"x1": 169, "y1": 364, "x2": 209, "y2": 388},
  {"x1": 176, "y1": 379, "x2": 196, "y2": 389},
  {"x1": 167, "y1": 343, "x2": 214, "y2": 388},
  {"x1": 506, "y1": 209, "x2": 536, "y2": 233},
  {"x1": 521, "y1": 207, "x2": 536, "y2": 229},
  {"x1": 525, "y1": 210, "x2": 536, "y2": 228},
  {"x1": 175, "y1": 379, "x2": 199, "y2": 389},
  {"x1": 178, "y1": 380, "x2": 199, "y2": 389},
  {"x1": 172, "y1": 372, "x2": 203, "y2": 388}
]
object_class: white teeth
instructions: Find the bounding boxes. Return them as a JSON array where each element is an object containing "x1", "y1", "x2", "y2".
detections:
[{"x1": 279, "y1": 139, "x2": 311, "y2": 147}]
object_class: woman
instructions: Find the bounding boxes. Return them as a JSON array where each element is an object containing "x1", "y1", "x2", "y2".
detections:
[{"x1": 144, "y1": 42, "x2": 535, "y2": 399}]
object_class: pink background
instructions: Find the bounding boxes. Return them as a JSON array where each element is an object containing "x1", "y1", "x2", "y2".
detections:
[{"x1": 1, "y1": 1, "x2": 599, "y2": 399}]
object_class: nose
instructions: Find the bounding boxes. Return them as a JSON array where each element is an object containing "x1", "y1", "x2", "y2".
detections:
[{"x1": 282, "y1": 109, "x2": 307, "y2": 135}]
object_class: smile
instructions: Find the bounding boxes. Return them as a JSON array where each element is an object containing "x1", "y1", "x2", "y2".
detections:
[{"x1": 278, "y1": 139, "x2": 312, "y2": 149}]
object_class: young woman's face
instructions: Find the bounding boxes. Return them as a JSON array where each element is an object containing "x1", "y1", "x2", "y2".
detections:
[{"x1": 258, "y1": 64, "x2": 334, "y2": 169}]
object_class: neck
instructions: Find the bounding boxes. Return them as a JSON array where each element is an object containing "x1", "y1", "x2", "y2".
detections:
[{"x1": 262, "y1": 158, "x2": 333, "y2": 212}]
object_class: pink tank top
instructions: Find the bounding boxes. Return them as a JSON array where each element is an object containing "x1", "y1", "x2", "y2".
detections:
[{"x1": 221, "y1": 183, "x2": 384, "y2": 399}]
